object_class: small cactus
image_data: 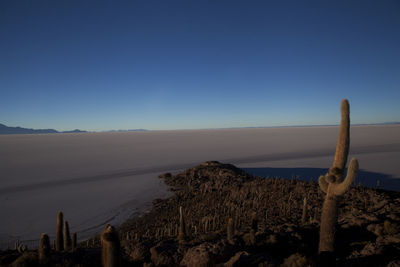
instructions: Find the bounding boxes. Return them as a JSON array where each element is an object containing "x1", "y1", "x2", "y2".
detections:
[
  {"x1": 101, "y1": 224, "x2": 120, "y2": 267},
  {"x1": 318, "y1": 99, "x2": 359, "y2": 254},
  {"x1": 38, "y1": 233, "x2": 51, "y2": 263},
  {"x1": 56, "y1": 211, "x2": 64, "y2": 251},
  {"x1": 17, "y1": 244, "x2": 27, "y2": 254}
]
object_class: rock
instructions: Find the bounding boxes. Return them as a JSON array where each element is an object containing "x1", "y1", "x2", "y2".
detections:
[
  {"x1": 208, "y1": 239, "x2": 233, "y2": 263},
  {"x1": 150, "y1": 242, "x2": 178, "y2": 267},
  {"x1": 377, "y1": 235, "x2": 400, "y2": 245},
  {"x1": 129, "y1": 242, "x2": 150, "y2": 262},
  {"x1": 181, "y1": 243, "x2": 213, "y2": 267},
  {"x1": 367, "y1": 223, "x2": 384, "y2": 236},
  {"x1": 281, "y1": 253, "x2": 310, "y2": 267},
  {"x1": 387, "y1": 260, "x2": 400, "y2": 267},
  {"x1": 181, "y1": 240, "x2": 233, "y2": 267},
  {"x1": 223, "y1": 251, "x2": 250, "y2": 267},
  {"x1": 224, "y1": 252, "x2": 277, "y2": 267},
  {"x1": 384, "y1": 220, "x2": 400, "y2": 234},
  {"x1": 11, "y1": 252, "x2": 38, "y2": 267},
  {"x1": 243, "y1": 232, "x2": 256, "y2": 246},
  {"x1": 266, "y1": 234, "x2": 278, "y2": 245},
  {"x1": 360, "y1": 242, "x2": 383, "y2": 257}
]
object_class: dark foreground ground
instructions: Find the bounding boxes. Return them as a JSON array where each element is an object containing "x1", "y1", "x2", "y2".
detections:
[{"x1": 1, "y1": 161, "x2": 400, "y2": 266}]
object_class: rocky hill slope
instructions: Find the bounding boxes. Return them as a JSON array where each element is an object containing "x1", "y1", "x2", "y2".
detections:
[{"x1": 1, "y1": 161, "x2": 399, "y2": 266}]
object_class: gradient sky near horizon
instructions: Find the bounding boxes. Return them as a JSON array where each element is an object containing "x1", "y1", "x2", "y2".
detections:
[{"x1": 1, "y1": 1, "x2": 400, "y2": 131}]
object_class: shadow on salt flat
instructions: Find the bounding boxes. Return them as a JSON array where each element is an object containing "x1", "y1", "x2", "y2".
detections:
[{"x1": 242, "y1": 167, "x2": 400, "y2": 192}]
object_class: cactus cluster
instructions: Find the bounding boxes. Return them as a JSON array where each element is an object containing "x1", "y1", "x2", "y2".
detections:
[
  {"x1": 54, "y1": 211, "x2": 77, "y2": 253},
  {"x1": 14, "y1": 240, "x2": 27, "y2": 254}
]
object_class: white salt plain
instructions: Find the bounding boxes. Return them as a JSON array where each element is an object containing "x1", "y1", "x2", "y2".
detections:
[{"x1": 0, "y1": 125, "x2": 399, "y2": 248}]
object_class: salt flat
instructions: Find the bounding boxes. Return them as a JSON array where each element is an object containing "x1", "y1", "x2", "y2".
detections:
[{"x1": 0, "y1": 125, "x2": 399, "y2": 248}]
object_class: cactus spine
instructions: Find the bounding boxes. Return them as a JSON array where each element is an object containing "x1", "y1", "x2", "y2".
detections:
[
  {"x1": 318, "y1": 99, "x2": 359, "y2": 253},
  {"x1": 39, "y1": 233, "x2": 51, "y2": 263},
  {"x1": 64, "y1": 221, "x2": 72, "y2": 251},
  {"x1": 101, "y1": 224, "x2": 120, "y2": 267},
  {"x1": 56, "y1": 211, "x2": 64, "y2": 251},
  {"x1": 178, "y1": 206, "x2": 186, "y2": 242}
]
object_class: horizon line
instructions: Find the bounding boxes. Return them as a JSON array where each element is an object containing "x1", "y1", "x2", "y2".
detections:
[{"x1": 2, "y1": 121, "x2": 400, "y2": 135}]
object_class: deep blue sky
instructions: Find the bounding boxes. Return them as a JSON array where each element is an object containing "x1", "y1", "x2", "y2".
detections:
[{"x1": 1, "y1": 1, "x2": 399, "y2": 131}]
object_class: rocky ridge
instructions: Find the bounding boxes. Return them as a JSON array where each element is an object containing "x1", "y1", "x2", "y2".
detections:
[{"x1": 118, "y1": 161, "x2": 400, "y2": 266}]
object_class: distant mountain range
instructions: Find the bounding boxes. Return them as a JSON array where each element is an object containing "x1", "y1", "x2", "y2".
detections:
[
  {"x1": 0, "y1": 123, "x2": 150, "y2": 135},
  {"x1": 1, "y1": 121, "x2": 399, "y2": 135},
  {"x1": 0, "y1": 123, "x2": 87, "y2": 135}
]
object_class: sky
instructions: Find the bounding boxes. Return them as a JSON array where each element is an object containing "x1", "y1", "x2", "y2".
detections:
[{"x1": 1, "y1": 1, "x2": 399, "y2": 131}]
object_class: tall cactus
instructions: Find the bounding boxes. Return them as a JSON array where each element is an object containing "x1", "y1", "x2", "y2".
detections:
[
  {"x1": 56, "y1": 211, "x2": 64, "y2": 251},
  {"x1": 178, "y1": 206, "x2": 186, "y2": 242},
  {"x1": 101, "y1": 224, "x2": 120, "y2": 267},
  {"x1": 318, "y1": 99, "x2": 359, "y2": 253},
  {"x1": 64, "y1": 221, "x2": 72, "y2": 251}
]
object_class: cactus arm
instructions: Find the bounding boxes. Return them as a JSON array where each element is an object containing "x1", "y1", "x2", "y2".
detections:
[
  {"x1": 333, "y1": 158, "x2": 358, "y2": 196},
  {"x1": 318, "y1": 175, "x2": 328, "y2": 193},
  {"x1": 332, "y1": 99, "x2": 350, "y2": 173}
]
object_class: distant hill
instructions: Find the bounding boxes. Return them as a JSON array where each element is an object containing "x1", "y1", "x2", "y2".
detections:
[
  {"x1": 61, "y1": 129, "x2": 87, "y2": 133},
  {"x1": 106, "y1": 129, "x2": 148, "y2": 132},
  {"x1": 0, "y1": 123, "x2": 87, "y2": 135}
]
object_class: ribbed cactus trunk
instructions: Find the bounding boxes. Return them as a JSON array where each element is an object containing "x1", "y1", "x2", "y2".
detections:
[
  {"x1": 38, "y1": 233, "x2": 51, "y2": 263},
  {"x1": 319, "y1": 190, "x2": 339, "y2": 252},
  {"x1": 101, "y1": 225, "x2": 120, "y2": 267},
  {"x1": 318, "y1": 99, "x2": 359, "y2": 254},
  {"x1": 56, "y1": 211, "x2": 64, "y2": 251}
]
